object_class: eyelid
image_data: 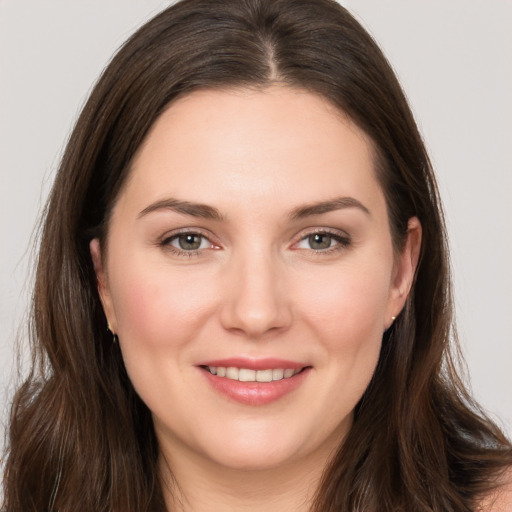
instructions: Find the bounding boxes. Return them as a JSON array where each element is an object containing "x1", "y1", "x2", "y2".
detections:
[
  {"x1": 160, "y1": 227, "x2": 218, "y2": 244},
  {"x1": 292, "y1": 226, "x2": 350, "y2": 242}
]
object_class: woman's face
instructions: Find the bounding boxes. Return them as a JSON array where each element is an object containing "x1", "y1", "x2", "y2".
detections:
[{"x1": 91, "y1": 85, "x2": 419, "y2": 472}]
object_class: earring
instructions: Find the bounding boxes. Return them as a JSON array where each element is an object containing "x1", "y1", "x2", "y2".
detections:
[
  {"x1": 107, "y1": 324, "x2": 118, "y2": 343},
  {"x1": 391, "y1": 316, "x2": 396, "y2": 321}
]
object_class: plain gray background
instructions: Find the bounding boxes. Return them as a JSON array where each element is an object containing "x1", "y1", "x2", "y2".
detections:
[{"x1": 1, "y1": 0, "x2": 511, "y2": 444}]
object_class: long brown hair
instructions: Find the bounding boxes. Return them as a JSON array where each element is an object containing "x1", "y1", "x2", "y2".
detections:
[{"x1": 3, "y1": 0, "x2": 511, "y2": 510}]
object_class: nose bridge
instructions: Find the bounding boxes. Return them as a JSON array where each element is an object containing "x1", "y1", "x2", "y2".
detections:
[{"x1": 220, "y1": 244, "x2": 292, "y2": 337}]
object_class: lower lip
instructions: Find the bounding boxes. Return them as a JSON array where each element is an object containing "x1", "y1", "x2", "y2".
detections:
[{"x1": 200, "y1": 367, "x2": 311, "y2": 405}]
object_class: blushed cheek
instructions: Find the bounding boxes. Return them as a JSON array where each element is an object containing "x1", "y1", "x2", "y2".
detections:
[
  {"x1": 308, "y1": 273, "x2": 386, "y2": 318},
  {"x1": 298, "y1": 267, "x2": 389, "y2": 352},
  {"x1": 110, "y1": 273, "x2": 203, "y2": 406},
  {"x1": 112, "y1": 268, "x2": 217, "y2": 351}
]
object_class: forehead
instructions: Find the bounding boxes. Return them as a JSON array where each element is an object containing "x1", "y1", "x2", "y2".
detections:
[{"x1": 119, "y1": 85, "x2": 384, "y2": 217}]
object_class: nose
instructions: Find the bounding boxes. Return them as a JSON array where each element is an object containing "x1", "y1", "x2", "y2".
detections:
[{"x1": 219, "y1": 249, "x2": 293, "y2": 339}]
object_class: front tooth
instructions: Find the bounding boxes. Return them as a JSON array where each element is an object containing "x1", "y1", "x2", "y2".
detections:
[
  {"x1": 226, "y1": 367, "x2": 239, "y2": 380},
  {"x1": 256, "y1": 369, "x2": 273, "y2": 382},
  {"x1": 272, "y1": 369, "x2": 284, "y2": 381},
  {"x1": 283, "y1": 369, "x2": 295, "y2": 378},
  {"x1": 239, "y1": 369, "x2": 256, "y2": 382},
  {"x1": 217, "y1": 367, "x2": 226, "y2": 377}
]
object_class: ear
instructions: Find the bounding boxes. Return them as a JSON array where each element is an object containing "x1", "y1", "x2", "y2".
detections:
[
  {"x1": 384, "y1": 217, "x2": 422, "y2": 330},
  {"x1": 90, "y1": 238, "x2": 118, "y2": 333}
]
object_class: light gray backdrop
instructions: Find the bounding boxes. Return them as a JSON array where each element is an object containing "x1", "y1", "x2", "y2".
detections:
[{"x1": 1, "y1": 1, "x2": 511, "y2": 444}]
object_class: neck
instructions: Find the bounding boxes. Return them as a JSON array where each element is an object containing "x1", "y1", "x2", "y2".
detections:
[{"x1": 158, "y1": 436, "x2": 338, "y2": 512}]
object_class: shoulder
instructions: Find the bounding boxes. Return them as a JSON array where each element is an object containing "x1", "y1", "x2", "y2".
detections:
[{"x1": 476, "y1": 467, "x2": 512, "y2": 512}]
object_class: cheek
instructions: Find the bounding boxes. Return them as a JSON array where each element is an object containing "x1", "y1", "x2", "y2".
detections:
[
  {"x1": 296, "y1": 260, "x2": 391, "y2": 340},
  {"x1": 106, "y1": 259, "x2": 220, "y2": 416},
  {"x1": 109, "y1": 258, "x2": 217, "y2": 351},
  {"x1": 293, "y1": 256, "x2": 391, "y2": 398},
  {"x1": 277, "y1": 259, "x2": 392, "y2": 446}
]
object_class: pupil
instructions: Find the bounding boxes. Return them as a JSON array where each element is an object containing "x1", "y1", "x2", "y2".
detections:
[
  {"x1": 179, "y1": 234, "x2": 201, "y2": 250},
  {"x1": 309, "y1": 233, "x2": 331, "y2": 250}
]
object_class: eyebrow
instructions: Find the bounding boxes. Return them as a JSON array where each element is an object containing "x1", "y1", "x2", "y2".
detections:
[
  {"x1": 138, "y1": 198, "x2": 224, "y2": 221},
  {"x1": 289, "y1": 196, "x2": 370, "y2": 220},
  {"x1": 138, "y1": 195, "x2": 370, "y2": 222}
]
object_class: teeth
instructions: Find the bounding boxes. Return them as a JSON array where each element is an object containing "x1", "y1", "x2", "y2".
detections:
[
  {"x1": 226, "y1": 367, "x2": 239, "y2": 380},
  {"x1": 207, "y1": 366, "x2": 302, "y2": 382},
  {"x1": 256, "y1": 369, "x2": 273, "y2": 382},
  {"x1": 239, "y1": 369, "x2": 256, "y2": 382},
  {"x1": 272, "y1": 369, "x2": 284, "y2": 381}
]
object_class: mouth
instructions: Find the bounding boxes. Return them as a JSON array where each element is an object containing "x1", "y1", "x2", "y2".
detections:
[
  {"x1": 201, "y1": 365, "x2": 306, "y2": 382},
  {"x1": 197, "y1": 358, "x2": 312, "y2": 405}
]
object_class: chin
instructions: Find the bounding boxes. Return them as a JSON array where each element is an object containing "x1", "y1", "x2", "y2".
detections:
[
  {"x1": 207, "y1": 446, "x2": 297, "y2": 472},
  {"x1": 195, "y1": 427, "x2": 308, "y2": 471}
]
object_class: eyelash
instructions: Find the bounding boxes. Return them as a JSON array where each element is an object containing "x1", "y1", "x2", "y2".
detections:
[{"x1": 159, "y1": 228, "x2": 351, "y2": 258}]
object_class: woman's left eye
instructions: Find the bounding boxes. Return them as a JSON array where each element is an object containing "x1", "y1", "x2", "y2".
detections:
[
  {"x1": 163, "y1": 233, "x2": 212, "y2": 252},
  {"x1": 295, "y1": 232, "x2": 350, "y2": 252}
]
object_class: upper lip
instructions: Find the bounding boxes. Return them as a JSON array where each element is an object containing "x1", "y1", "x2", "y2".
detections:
[{"x1": 197, "y1": 357, "x2": 308, "y2": 371}]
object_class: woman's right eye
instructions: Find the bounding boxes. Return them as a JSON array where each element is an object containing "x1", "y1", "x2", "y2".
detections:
[{"x1": 162, "y1": 232, "x2": 214, "y2": 254}]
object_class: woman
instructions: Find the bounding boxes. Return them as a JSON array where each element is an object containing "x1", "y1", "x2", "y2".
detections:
[{"x1": 3, "y1": 0, "x2": 511, "y2": 510}]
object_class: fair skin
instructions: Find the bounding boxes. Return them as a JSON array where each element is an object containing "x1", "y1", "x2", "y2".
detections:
[
  {"x1": 477, "y1": 469, "x2": 512, "y2": 512},
  {"x1": 91, "y1": 85, "x2": 422, "y2": 511}
]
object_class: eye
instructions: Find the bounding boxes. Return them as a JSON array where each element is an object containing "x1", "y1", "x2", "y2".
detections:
[
  {"x1": 162, "y1": 232, "x2": 215, "y2": 253},
  {"x1": 174, "y1": 233, "x2": 207, "y2": 251},
  {"x1": 294, "y1": 231, "x2": 350, "y2": 252},
  {"x1": 306, "y1": 233, "x2": 333, "y2": 250}
]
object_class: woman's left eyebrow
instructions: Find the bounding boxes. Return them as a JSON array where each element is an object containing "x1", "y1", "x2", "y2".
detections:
[{"x1": 289, "y1": 196, "x2": 371, "y2": 220}]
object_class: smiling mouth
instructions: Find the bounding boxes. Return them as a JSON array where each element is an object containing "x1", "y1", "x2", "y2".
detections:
[{"x1": 201, "y1": 366, "x2": 307, "y2": 383}]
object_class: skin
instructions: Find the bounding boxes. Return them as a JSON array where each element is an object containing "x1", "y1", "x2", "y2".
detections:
[
  {"x1": 477, "y1": 469, "x2": 512, "y2": 512},
  {"x1": 91, "y1": 85, "x2": 422, "y2": 511}
]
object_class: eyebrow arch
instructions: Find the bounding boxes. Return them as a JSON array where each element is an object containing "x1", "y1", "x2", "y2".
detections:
[
  {"x1": 289, "y1": 196, "x2": 370, "y2": 220},
  {"x1": 138, "y1": 198, "x2": 225, "y2": 221}
]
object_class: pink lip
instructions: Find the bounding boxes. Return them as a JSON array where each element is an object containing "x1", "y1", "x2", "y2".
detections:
[
  {"x1": 198, "y1": 357, "x2": 306, "y2": 371},
  {"x1": 197, "y1": 358, "x2": 311, "y2": 406}
]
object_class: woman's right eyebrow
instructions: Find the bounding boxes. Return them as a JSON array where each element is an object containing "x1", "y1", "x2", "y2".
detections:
[{"x1": 138, "y1": 198, "x2": 225, "y2": 221}]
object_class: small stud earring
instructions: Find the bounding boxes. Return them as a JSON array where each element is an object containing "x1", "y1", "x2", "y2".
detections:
[
  {"x1": 107, "y1": 324, "x2": 118, "y2": 343},
  {"x1": 391, "y1": 316, "x2": 396, "y2": 321}
]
